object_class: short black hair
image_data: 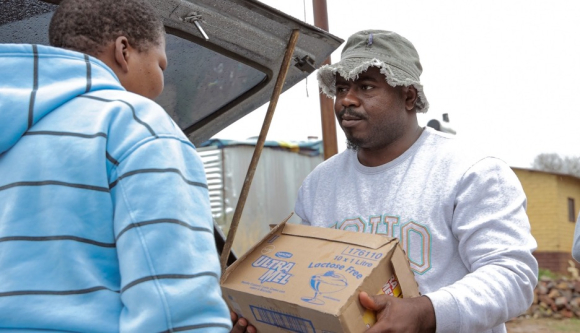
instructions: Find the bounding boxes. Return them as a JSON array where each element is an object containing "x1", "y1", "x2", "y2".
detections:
[{"x1": 49, "y1": 0, "x2": 164, "y2": 56}]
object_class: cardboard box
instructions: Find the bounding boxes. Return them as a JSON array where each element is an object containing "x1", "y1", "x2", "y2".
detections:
[{"x1": 221, "y1": 219, "x2": 420, "y2": 333}]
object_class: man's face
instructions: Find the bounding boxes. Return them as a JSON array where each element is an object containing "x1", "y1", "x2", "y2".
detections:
[
  {"x1": 123, "y1": 35, "x2": 167, "y2": 99},
  {"x1": 334, "y1": 67, "x2": 408, "y2": 150}
]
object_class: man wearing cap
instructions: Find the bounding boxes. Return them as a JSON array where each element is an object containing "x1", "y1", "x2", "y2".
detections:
[{"x1": 295, "y1": 30, "x2": 538, "y2": 333}]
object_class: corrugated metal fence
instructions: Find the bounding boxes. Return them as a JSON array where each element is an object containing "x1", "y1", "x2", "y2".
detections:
[{"x1": 197, "y1": 143, "x2": 323, "y2": 254}]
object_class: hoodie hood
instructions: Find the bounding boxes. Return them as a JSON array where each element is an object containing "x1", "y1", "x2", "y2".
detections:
[{"x1": 0, "y1": 44, "x2": 124, "y2": 154}]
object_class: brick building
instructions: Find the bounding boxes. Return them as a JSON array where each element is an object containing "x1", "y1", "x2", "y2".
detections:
[{"x1": 512, "y1": 168, "x2": 580, "y2": 274}]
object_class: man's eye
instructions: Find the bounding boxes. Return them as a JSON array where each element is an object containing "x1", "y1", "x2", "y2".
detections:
[
  {"x1": 336, "y1": 87, "x2": 347, "y2": 93},
  {"x1": 361, "y1": 85, "x2": 373, "y2": 90}
]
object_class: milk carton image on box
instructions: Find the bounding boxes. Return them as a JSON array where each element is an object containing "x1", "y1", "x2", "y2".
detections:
[{"x1": 220, "y1": 219, "x2": 420, "y2": 333}]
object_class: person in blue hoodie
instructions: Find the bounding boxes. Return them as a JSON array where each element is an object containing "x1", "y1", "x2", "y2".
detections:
[{"x1": 0, "y1": 0, "x2": 243, "y2": 331}]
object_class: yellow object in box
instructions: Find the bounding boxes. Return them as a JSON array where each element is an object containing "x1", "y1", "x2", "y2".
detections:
[{"x1": 362, "y1": 274, "x2": 403, "y2": 327}]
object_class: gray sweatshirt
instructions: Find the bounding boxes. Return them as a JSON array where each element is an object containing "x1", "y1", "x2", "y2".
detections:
[{"x1": 295, "y1": 127, "x2": 538, "y2": 333}]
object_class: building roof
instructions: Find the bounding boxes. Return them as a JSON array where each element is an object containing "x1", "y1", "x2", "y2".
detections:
[
  {"x1": 199, "y1": 138, "x2": 323, "y2": 157},
  {"x1": 512, "y1": 166, "x2": 580, "y2": 181}
]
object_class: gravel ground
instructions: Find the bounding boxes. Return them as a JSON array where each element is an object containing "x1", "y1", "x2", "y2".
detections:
[{"x1": 507, "y1": 318, "x2": 580, "y2": 332}]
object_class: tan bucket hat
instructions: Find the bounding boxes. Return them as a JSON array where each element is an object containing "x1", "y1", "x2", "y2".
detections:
[{"x1": 317, "y1": 30, "x2": 429, "y2": 113}]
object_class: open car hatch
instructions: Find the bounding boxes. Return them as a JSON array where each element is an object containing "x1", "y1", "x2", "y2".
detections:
[{"x1": 1, "y1": 0, "x2": 343, "y2": 145}]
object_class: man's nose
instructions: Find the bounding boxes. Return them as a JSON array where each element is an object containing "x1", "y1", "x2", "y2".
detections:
[{"x1": 341, "y1": 88, "x2": 360, "y2": 108}]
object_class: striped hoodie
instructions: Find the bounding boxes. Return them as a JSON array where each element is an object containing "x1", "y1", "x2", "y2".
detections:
[{"x1": 0, "y1": 44, "x2": 232, "y2": 332}]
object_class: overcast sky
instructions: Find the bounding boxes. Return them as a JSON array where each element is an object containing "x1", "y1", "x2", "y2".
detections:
[{"x1": 214, "y1": 0, "x2": 580, "y2": 168}]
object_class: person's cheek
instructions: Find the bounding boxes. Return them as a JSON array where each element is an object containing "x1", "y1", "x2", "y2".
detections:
[{"x1": 155, "y1": 69, "x2": 164, "y2": 97}]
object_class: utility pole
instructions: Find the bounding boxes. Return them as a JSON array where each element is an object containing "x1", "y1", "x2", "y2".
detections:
[{"x1": 312, "y1": 0, "x2": 338, "y2": 159}]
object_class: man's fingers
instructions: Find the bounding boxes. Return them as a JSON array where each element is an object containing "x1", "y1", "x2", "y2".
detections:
[
  {"x1": 230, "y1": 310, "x2": 257, "y2": 333},
  {"x1": 230, "y1": 310, "x2": 250, "y2": 333},
  {"x1": 230, "y1": 317, "x2": 248, "y2": 333},
  {"x1": 360, "y1": 291, "x2": 395, "y2": 311},
  {"x1": 246, "y1": 324, "x2": 257, "y2": 333},
  {"x1": 230, "y1": 311, "x2": 238, "y2": 322},
  {"x1": 359, "y1": 291, "x2": 379, "y2": 310}
]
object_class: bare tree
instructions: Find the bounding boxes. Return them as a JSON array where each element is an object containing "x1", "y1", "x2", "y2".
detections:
[
  {"x1": 532, "y1": 153, "x2": 580, "y2": 178},
  {"x1": 532, "y1": 153, "x2": 564, "y2": 173},
  {"x1": 564, "y1": 156, "x2": 580, "y2": 178}
]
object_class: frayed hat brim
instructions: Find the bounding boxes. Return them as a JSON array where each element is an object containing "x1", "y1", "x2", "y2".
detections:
[{"x1": 317, "y1": 58, "x2": 429, "y2": 113}]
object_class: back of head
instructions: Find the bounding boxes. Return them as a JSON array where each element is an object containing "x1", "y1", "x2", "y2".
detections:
[{"x1": 48, "y1": 0, "x2": 164, "y2": 57}]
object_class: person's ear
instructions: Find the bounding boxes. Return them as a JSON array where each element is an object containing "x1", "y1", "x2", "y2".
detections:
[
  {"x1": 403, "y1": 86, "x2": 418, "y2": 112},
  {"x1": 113, "y1": 36, "x2": 131, "y2": 73}
]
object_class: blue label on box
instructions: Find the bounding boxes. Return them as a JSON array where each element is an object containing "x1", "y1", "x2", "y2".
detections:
[
  {"x1": 252, "y1": 255, "x2": 295, "y2": 285},
  {"x1": 301, "y1": 270, "x2": 348, "y2": 305},
  {"x1": 250, "y1": 305, "x2": 315, "y2": 333},
  {"x1": 275, "y1": 251, "x2": 293, "y2": 259}
]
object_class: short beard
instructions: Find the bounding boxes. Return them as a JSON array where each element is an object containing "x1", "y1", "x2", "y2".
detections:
[
  {"x1": 339, "y1": 107, "x2": 366, "y2": 152},
  {"x1": 345, "y1": 119, "x2": 405, "y2": 152},
  {"x1": 346, "y1": 139, "x2": 359, "y2": 151}
]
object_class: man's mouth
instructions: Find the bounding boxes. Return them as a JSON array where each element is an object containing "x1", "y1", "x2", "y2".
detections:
[
  {"x1": 341, "y1": 117, "x2": 361, "y2": 128},
  {"x1": 339, "y1": 108, "x2": 365, "y2": 127}
]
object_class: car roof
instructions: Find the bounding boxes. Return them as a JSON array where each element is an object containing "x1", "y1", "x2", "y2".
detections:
[{"x1": 0, "y1": 0, "x2": 343, "y2": 145}]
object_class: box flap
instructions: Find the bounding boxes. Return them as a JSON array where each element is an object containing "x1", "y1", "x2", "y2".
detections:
[
  {"x1": 282, "y1": 223, "x2": 397, "y2": 250},
  {"x1": 392, "y1": 243, "x2": 420, "y2": 298},
  {"x1": 221, "y1": 213, "x2": 293, "y2": 283}
]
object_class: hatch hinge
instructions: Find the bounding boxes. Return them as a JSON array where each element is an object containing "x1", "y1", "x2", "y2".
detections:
[
  {"x1": 294, "y1": 55, "x2": 316, "y2": 74},
  {"x1": 182, "y1": 11, "x2": 209, "y2": 41}
]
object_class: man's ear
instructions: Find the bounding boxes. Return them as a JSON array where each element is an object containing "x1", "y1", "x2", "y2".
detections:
[
  {"x1": 114, "y1": 36, "x2": 131, "y2": 73},
  {"x1": 403, "y1": 86, "x2": 418, "y2": 112}
]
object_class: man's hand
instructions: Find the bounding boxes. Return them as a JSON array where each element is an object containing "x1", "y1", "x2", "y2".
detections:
[
  {"x1": 230, "y1": 311, "x2": 256, "y2": 333},
  {"x1": 359, "y1": 292, "x2": 436, "y2": 333}
]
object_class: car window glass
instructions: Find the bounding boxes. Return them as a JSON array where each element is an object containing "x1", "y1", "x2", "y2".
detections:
[{"x1": 157, "y1": 33, "x2": 267, "y2": 130}]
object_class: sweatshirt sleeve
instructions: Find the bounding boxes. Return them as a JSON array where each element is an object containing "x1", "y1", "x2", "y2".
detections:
[
  {"x1": 110, "y1": 135, "x2": 232, "y2": 332},
  {"x1": 573, "y1": 215, "x2": 580, "y2": 262},
  {"x1": 425, "y1": 157, "x2": 538, "y2": 333}
]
